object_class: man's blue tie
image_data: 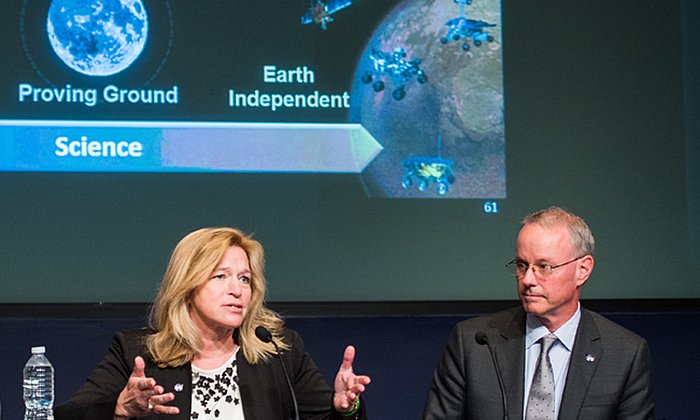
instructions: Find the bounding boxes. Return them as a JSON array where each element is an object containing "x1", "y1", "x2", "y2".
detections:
[{"x1": 525, "y1": 334, "x2": 558, "y2": 420}]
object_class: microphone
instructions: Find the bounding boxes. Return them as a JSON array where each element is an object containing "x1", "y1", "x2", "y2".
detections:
[
  {"x1": 255, "y1": 326, "x2": 300, "y2": 420},
  {"x1": 475, "y1": 331, "x2": 509, "y2": 420}
]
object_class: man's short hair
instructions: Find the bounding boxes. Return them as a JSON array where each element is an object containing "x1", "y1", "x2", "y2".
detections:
[{"x1": 523, "y1": 206, "x2": 595, "y2": 256}]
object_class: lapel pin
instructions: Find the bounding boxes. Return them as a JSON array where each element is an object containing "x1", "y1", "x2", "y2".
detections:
[
  {"x1": 585, "y1": 354, "x2": 595, "y2": 362},
  {"x1": 174, "y1": 383, "x2": 184, "y2": 392}
]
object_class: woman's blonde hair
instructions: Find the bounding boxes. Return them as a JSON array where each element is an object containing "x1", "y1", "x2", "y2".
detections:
[{"x1": 146, "y1": 227, "x2": 288, "y2": 367}]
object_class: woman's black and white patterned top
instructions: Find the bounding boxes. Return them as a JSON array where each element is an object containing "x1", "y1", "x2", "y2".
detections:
[{"x1": 191, "y1": 348, "x2": 244, "y2": 419}]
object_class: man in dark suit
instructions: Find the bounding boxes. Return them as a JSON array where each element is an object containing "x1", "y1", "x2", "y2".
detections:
[{"x1": 423, "y1": 207, "x2": 654, "y2": 419}]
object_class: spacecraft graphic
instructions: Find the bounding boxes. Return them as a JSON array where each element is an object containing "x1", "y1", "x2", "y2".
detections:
[{"x1": 301, "y1": 0, "x2": 352, "y2": 30}]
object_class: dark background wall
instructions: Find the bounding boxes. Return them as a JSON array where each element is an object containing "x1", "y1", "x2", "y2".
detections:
[{"x1": 1, "y1": 302, "x2": 699, "y2": 419}]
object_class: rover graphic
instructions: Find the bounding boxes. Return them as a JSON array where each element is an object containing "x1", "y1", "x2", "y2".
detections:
[
  {"x1": 440, "y1": 0, "x2": 496, "y2": 51},
  {"x1": 360, "y1": 47, "x2": 427, "y2": 101},
  {"x1": 401, "y1": 137, "x2": 455, "y2": 195}
]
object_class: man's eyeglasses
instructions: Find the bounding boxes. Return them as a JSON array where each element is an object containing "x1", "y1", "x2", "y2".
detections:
[{"x1": 505, "y1": 255, "x2": 586, "y2": 278}]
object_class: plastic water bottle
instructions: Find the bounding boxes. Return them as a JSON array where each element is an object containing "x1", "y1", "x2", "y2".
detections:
[{"x1": 23, "y1": 346, "x2": 54, "y2": 420}]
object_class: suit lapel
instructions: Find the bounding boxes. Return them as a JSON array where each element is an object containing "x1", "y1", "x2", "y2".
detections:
[
  {"x1": 559, "y1": 309, "x2": 602, "y2": 419},
  {"x1": 237, "y1": 352, "x2": 259, "y2": 419},
  {"x1": 237, "y1": 351, "x2": 285, "y2": 419},
  {"x1": 495, "y1": 309, "x2": 527, "y2": 420},
  {"x1": 148, "y1": 363, "x2": 192, "y2": 420}
]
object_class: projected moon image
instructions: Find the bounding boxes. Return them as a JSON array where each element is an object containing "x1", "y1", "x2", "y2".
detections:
[
  {"x1": 47, "y1": 0, "x2": 148, "y2": 76},
  {"x1": 350, "y1": 0, "x2": 504, "y2": 199}
]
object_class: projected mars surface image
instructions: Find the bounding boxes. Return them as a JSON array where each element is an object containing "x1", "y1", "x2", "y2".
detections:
[{"x1": 350, "y1": 0, "x2": 504, "y2": 199}]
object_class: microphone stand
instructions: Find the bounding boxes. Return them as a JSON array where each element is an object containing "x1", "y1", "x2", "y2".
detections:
[
  {"x1": 255, "y1": 326, "x2": 300, "y2": 420},
  {"x1": 475, "y1": 331, "x2": 509, "y2": 420}
]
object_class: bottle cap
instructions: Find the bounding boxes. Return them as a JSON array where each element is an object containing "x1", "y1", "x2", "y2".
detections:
[{"x1": 31, "y1": 346, "x2": 46, "y2": 354}]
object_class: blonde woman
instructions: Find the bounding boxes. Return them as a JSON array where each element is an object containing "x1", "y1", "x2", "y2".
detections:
[{"x1": 55, "y1": 227, "x2": 370, "y2": 420}]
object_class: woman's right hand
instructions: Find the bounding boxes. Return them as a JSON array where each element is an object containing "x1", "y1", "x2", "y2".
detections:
[{"x1": 114, "y1": 356, "x2": 179, "y2": 418}]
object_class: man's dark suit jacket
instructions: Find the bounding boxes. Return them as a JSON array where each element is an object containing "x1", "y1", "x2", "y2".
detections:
[
  {"x1": 423, "y1": 306, "x2": 655, "y2": 420},
  {"x1": 54, "y1": 328, "x2": 366, "y2": 420}
]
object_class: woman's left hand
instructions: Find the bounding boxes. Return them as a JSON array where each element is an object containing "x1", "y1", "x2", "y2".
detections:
[{"x1": 333, "y1": 346, "x2": 371, "y2": 413}]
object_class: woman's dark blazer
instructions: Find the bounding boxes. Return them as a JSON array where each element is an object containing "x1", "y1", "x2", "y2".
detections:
[{"x1": 54, "y1": 328, "x2": 365, "y2": 420}]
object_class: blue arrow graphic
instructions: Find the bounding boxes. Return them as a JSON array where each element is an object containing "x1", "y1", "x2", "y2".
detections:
[{"x1": 0, "y1": 120, "x2": 383, "y2": 173}]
